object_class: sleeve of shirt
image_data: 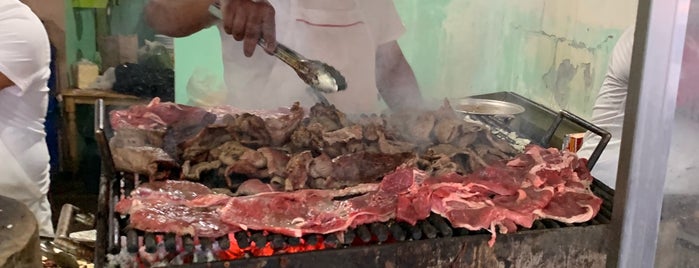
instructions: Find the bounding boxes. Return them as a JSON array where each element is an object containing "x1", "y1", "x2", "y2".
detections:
[
  {"x1": 0, "y1": 7, "x2": 50, "y2": 96},
  {"x1": 360, "y1": 0, "x2": 406, "y2": 46},
  {"x1": 605, "y1": 27, "x2": 635, "y2": 88}
]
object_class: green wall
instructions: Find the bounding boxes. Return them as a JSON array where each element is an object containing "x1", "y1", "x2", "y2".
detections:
[{"x1": 65, "y1": 0, "x2": 154, "y2": 85}]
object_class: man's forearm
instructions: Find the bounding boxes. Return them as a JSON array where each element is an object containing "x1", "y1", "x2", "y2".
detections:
[
  {"x1": 376, "y1": 41, "x2": 422, "y2": 111},
  {"x1": 145, "y1": 0, "x2": 217, "y2": 37}
]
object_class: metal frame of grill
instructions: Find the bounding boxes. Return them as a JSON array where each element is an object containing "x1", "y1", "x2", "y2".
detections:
[{"x1": 91, "y1": 92, "x2": 614, "y2": 267}]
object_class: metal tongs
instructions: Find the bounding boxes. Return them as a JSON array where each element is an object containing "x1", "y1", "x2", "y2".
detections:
[{"x1": 208, "y1": 3, "x2": 347, "y2": 94}]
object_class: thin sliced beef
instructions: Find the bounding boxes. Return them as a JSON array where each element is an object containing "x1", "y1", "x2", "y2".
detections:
[
  {"x1": 115, "y1": 181, "x2": 236, "y2": 237},
  {"x1": 535, "y1": 189, "x2": 603, "y2": 223},
  {"x1": 218, "y1": 183, "x2": 382, "y2": 237}
]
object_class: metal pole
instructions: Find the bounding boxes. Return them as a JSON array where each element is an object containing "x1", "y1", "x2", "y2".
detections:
[{"x1": 607, "y1": 0, "x2": 690, "y2": 267}]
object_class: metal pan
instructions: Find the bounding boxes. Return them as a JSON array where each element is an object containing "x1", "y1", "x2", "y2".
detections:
[{"x1": 453, "y1": 98, "x2": 526, "y2": 116}]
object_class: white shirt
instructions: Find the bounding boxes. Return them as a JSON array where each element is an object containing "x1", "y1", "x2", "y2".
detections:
[
  {"x1": 0, "y1": 0, "x2": 52, "y2": 235},
  {"x1": 577, "y1": 27, "x2": 635, "y2": 189},
  {"x1": 216, "y1": 0, "x2": 406, "y2": 114}
]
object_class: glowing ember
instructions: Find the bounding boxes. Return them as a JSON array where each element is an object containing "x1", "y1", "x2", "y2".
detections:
[{"x1": 218, "y1": 233, "x2": 327, "y2": 260}]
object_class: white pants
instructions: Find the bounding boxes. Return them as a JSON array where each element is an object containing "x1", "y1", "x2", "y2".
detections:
[{"x1": 24, "y1": 195, "x2": 54, "y2": 238}]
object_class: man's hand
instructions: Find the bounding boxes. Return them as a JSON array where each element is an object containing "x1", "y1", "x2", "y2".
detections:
[
  {"x1": 221, "y1": 0, "x2": 276, "y2": 57},
  {"x1": 0, "y1": 72, "x2": 13, "y2": 91}
]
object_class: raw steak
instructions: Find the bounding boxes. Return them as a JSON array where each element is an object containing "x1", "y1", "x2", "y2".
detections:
[{"x1": 115, "y1": 181, "x2": 238, "y2": 237}]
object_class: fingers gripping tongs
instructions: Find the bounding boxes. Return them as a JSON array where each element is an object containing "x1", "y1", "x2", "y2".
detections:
[{"x1": 208, "y1": 3, "x2": 346, "y2": 105}]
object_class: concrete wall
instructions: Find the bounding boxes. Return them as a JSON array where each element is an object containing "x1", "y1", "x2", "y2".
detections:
[{"x1": 395, "y1": 0, "x2": 637, "y2": 117}]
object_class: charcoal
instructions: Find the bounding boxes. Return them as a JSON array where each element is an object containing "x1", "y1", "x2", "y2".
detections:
[
  {"x1": 533, "y1": 220, "x2": 546, "y2": 229},
  {"x1": 304, "y1": 234, "x2": 318, "y2": 246},
  {"x1": 144, "y1": 233, "x2": 157, "y2": 253},
  {"x1": 251, "y1": 232, "x2": 267, "y2": 248},
  {"x1": 126, "y1": 230, "x2": 139, "y2": 253},
  {"x1": 235, "y1": 231, "x2": 251, "y2": 248},
  {"x1": 270, "y1": 234, "x2": 285, "y2": 250},
  {"x1": 356, "y1": 225, "x2": 372, "y2": 242},
  {"x1": 217, "y1": 235, "x2": 230, "y2": 250},
  {"x1": 428, "y1": 214, "x2": 452, "y2": 237},
  {"x1": 324, "y1": 234, "x2": 339, "y2": 248},
  {"x1": 183, "y1": 235, "x2": 195, "y2": 252},
  {"x1": 419, "y1": 221, "x2": 438, "y2": 239},
  {"x1": 370, "y1": 223, "x2": 389, "y2": 242},
  {"x1": 400, "y1": 222, "x2": 422, "y2": 240},
  {"x1": 343, "y1": 229, "x2": 356, "y2": 245},
  {"x1": 165, "y1": 233, "x2": 177, "y2": 253},
  {"x1": 388, "y1": 223, "x2": 406, "y2": 241},
  {"x1": 287, "y1": 236, "x2": 301, "y2": 246},
  {"x1": 200, "y1": 238, "x2": 212, "y2": 251},
  {"x1": 455, "y1": 228, "x2": 470, "y2": 236}
]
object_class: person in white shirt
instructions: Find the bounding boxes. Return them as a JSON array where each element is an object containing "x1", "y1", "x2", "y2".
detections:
[
  {"x1": 578, "y1": 22, "x2": 699, "y2": 192},
  {"x1": 144, "y1": 0, "x2": 422, "y2": 114},
  {"x1": 577, "y1": 27, "x2": 634, "y2": 188},
  {"x1": 0, "y1": 0, "x2": 54, "y2": 237}
]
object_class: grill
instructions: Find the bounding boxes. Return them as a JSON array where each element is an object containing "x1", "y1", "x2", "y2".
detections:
[{"x1": 92, "y1": 92, "x2": 614, "y2": 267}]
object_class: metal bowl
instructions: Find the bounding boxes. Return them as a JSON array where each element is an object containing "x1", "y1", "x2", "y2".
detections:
[{"x1": 453, "y1": 98, "x2": 526, "y2": 116}]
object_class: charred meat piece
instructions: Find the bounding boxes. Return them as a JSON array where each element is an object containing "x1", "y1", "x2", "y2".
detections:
[
  {"x1": 110, "y1": 145, "x2": 179, "y2": 181},
  {"x1": 265, "y1": 102, "x2": 305, "y2": 147},
  {"x1": 377, "y1": 132, "x2": 417, "y2": 154},
  {"x1": 181, "y1": 160, "x2": 222, "y2": 180},
  {"x1": 310, "y1": 152, "x2": 417, "y2": 189},
  {"x1": 308, "y1": 103, "x2": 351, "y2": 131},
  {"x1": 257, "y1": 147, "x2": 291, "y2": 177},
  {"x1": 226, "y1": 113, "x2": 272, "y2": 148},
  {"x1": 387, "y1": 111, "x2": 435, "y2": 144},
  {"x1": 181, "y1": 127, "x2": 233, "y2": 162},
  {"x1": 111, "y1": 128, "x2": 165, "y2": 148},
  {"x1": 285, "y1": 151, "x2": 314, "y2": 191},
  {"x1": 322, "y1": 125, "x2": 363, "y2": 145}
]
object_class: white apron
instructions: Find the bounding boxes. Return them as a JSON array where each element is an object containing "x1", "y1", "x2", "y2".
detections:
[
  {"x1": 0, "y1": 89, "x2": 54, "y2": 237},
  {"x1": 218, "y1": 0, "x2": 382, "y2": 114}
]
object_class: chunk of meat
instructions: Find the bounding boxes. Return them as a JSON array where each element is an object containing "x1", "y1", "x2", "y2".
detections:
[
  {"x1": 257, "y1": 147, "x2": 291, "y2": 177},
  {"x1": 110, "y1": 145, "x2": 179, "y2": 181},
  {"x1": 309, "y1": 152, "x2": 417, "y2": 189},
  {"x1": 235, "y1": 179, "x2": 276, "y2": 196},
  {"x1": 265, "y1": 102, "x2": 305, "y2": 146},
  {"x1": 285, "y1": 151, "x2": 314, "y2": 190}
]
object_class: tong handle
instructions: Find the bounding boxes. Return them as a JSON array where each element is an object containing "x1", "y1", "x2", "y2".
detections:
[{"x1": 258, "y1": 39, "x2": 307, "y2": 70}]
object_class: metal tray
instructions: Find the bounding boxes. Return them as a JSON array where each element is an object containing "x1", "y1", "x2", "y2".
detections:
[{"x1": 453, "y1": 98, "x2": 526, "y2": 115}]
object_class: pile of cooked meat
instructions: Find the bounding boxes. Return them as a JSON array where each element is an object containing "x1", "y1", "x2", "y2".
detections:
[{"x1": 108, "y1": 97, "x2": 519, "y2": 193}]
